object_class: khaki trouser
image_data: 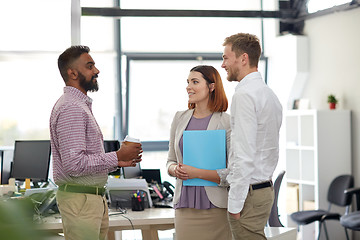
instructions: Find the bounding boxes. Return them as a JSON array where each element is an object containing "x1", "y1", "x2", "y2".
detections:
[
  {"x1": 228, "y1": 186, "x2": 274, "y2": 240},
  {"x1": 175, "y1": 207, "x2": 232, "y2": 240},
  {"x1": 56, "y1": 190, "x2": 109, "y2": 240}
]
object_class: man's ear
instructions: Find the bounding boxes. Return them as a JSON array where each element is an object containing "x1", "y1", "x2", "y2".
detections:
[
  {"x1": 67, "y1": 68, "x2": 78, "y2": 80},
  {"x1": 241, "y1": 53, "x2": 249, "y2": 66}
]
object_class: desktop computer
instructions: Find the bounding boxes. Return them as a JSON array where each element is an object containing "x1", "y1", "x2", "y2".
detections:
[
  {"x1": 11, "y1": 140, "x2": 51, "y2": 186},
  {"x1": 1, "y1": 149, "x2": 13, "y2": 185}
]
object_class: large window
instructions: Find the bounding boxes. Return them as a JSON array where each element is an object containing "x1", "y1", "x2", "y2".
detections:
[
  {"x1": 120, "y1": 17, "x2": 263, "y2": 53},
  {"x1": 127, "y1": 58, "x2": 267, "y2": 141},
  {"x1": 0, "y1": 0, "x2": 71, "y2": 146},
  {"x1": 120, "y1": 15, "x2": 265, "y2": 143},
  {"x1": 0, "y1": 53, "x2": 63, "y2": 145},
  {"x1": 0, "y1": 0, "x2": 117, "y2": 146}
]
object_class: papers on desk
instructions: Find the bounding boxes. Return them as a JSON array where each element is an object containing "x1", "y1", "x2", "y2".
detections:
[{"x1": 183, "y1": 130, "x2": 226, "y2": 186}]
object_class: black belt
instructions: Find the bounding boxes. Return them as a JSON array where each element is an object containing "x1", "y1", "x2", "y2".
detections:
[
  {"x1": 251, "y1": 181, "x2": 272, "y2": 190},
  {"x1": 58, "y1": 184, "x2": 106, "y2": 196}
]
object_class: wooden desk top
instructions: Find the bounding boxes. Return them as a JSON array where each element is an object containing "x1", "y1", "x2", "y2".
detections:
[
  {"x1": 38, "y1": 208, "x2": 296, "y2": 240},
  {"x1": 39, "y1": 208, "x2": 175, "y2": 231},
  {"x1": 109, "y1": 208, "x2": 174, "y2": 227}
]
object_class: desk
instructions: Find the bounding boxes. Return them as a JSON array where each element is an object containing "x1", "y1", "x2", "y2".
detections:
[
  {"x1": 39, "y1": 208, "x2": 174, "y2": 240},
  {"x1": 39, "y1": 209, "x2": 296, "y2": 240}
]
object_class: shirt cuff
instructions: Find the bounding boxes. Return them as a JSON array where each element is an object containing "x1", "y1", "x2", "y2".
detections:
[
  {"x1": 216, "y1": 168, "x2": 230, "y2": 187},
  {"x1": 228, "y1": 198, "x2": 245, "y2": 214},
  {"x1": 107, "y1": 152, "x2": 119, "y2": 172}
]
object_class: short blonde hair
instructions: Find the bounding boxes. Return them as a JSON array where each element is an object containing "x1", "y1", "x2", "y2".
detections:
[{"x1": 223, "y1": 33, "x2": 261, "y2": 68}]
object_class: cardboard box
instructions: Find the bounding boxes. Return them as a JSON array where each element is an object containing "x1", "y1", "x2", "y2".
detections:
[
  {"x1": 303, "y1": 200, "x2": 315, "y2": 211},
  {"x1": 286, "y1": 184, "x2": 299, "y2": 214}
]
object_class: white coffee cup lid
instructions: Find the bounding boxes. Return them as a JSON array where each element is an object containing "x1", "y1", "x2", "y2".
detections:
[{"x1": 124, "y1": 135, "x2": 141, "y2": 143}]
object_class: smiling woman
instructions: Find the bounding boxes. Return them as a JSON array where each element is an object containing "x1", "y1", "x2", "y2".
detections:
[
  {"x1": 187, "y1": 65, "x2": 228, "y2": 115},
  {"x1": 186, "y1": 71, "x2": 215, "y2": 114},
  {"x1": 166, "y1": 65, "x2": 232, "y2": 240}
]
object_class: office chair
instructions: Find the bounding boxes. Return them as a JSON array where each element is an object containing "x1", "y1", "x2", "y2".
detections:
[
  {"x1": 340, "y1": 186, "x2": 360, "y2": 240},
  {"x1": 268, "y1": 170, "x2": 286, "y2": 227},
  {"x1": 290, "y1": 174, "x2": 354, "y2": 240}
]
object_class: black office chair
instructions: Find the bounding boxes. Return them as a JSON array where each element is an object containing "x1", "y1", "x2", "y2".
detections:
[
  {"x1": 290, "y1": 174, "x2": 354, "y2": 240},
  {"x1": 268, "y1": 170, "x2": 286, "y2": 227},
  {"x1": 340, "y1": 187, "x2": 360, "y2": 240}
]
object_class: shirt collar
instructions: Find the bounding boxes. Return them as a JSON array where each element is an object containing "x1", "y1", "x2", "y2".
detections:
[
  {"x1": 235, "y1": 71, "x2": 262, "y2": 90},
  {"x1": 64, "y1": 86, "x2": 93, "y2": 105}
]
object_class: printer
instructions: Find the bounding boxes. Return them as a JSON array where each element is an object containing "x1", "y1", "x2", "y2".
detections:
[{"x1": 106, "y1": 177, "x2": 153, "y2": 209}]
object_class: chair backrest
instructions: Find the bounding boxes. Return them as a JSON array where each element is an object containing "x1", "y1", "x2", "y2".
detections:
[
  {"x1": 327, "y1": 174, "x2": 354, "y2": 207},
  {"x1": 268, "y1": 170, "x2": 286, "y2": 227}
]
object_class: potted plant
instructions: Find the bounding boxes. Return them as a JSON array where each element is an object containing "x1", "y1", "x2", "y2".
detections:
[{"x1": 327, "y1": 94, "x2": 338, "y2": 110}]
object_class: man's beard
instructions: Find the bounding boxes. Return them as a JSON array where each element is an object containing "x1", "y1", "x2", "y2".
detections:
[
  {"x1": 79, "y1": 72, "x2": 99, "y2": 92},
  {"x1": 227, "y1": 67, "x2": 240, "y2": 82}
]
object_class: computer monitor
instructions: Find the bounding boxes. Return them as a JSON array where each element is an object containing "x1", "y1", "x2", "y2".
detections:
[
  {"x1": 104, "y1": 140, "x2": 120, "y2": 153},
  {"x1": 123, "y1": 163, "x2": 141, "y2": 179},
  {"x1": 11, "y1": 140, "x2": 51, "y2": 183},
  {"x1": 1, "y1": 150, "x2": 13, "y2": 184},
  {"x1": 104, "y1": 140, "x2": 121, "y2": 176},
  {"x1": 141, "y1": 169, "x2": 162, "y2": 184}
]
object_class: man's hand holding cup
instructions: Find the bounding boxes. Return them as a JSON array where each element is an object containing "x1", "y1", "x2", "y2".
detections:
[{"x1": 116, "y1": 135, "x2": 142, "y2": 167}]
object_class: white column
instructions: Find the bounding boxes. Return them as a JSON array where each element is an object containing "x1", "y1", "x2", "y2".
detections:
[{"x1": 71, "y1": 0, "x2": 81, "y2": 45}]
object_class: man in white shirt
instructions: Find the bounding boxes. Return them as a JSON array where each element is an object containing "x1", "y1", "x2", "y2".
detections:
[{"x1": 221, "y1": 33, "x2": 282, "y2": 239}]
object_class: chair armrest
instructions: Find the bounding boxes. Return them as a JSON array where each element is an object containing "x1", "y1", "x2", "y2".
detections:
[
  {"x1": 345, "y1": 187, "x2": 360, "y2": 211},
  {"x1": 321, "y1": 213, "x2": 340, "y2": 222},
  {"x1": 344, "y1": 187, "x2": 360, "y2": 196}
]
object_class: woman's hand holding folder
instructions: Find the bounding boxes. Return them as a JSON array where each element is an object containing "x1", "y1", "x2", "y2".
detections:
[
  {"x1": 175, "y1": 163, "x2": 221, "y2": 184},
  {"x1": 173, "y1": 163, "x2": 189, "y2": 180}
]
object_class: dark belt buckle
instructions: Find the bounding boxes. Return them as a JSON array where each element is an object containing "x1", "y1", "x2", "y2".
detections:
[{"x1": 252, "y1": 181, "x2": 272, "y2": 190}]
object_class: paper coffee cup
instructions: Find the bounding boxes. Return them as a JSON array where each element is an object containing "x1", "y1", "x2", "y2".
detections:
[{"x1": 123, "y1": 135, "x2": 141, "y2": 145}]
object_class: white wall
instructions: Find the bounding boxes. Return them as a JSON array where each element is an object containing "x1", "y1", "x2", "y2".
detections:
[
  {"x1": 303, "y1": 7, "x2": 360, "y2": 183},
  {"x1": 267, "y1": 7, "x2": 360, "y2": 238},
  {"x1": 302, "y1": 7, "x2": 360, "y2": 240}
]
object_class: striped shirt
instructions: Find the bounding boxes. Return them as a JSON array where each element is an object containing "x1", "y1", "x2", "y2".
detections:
[{"x1": 50, "y1": 86, "x2": 118, "y2": 187}]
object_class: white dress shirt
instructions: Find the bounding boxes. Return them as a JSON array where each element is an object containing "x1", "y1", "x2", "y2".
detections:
[{"x1": 227, "y1": 72, "x2": 282, "y2": 214}]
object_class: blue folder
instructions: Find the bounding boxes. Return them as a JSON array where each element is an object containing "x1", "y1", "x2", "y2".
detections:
[{"x1": 183, "y1": 130, "x2": 226, "y2": 186}]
